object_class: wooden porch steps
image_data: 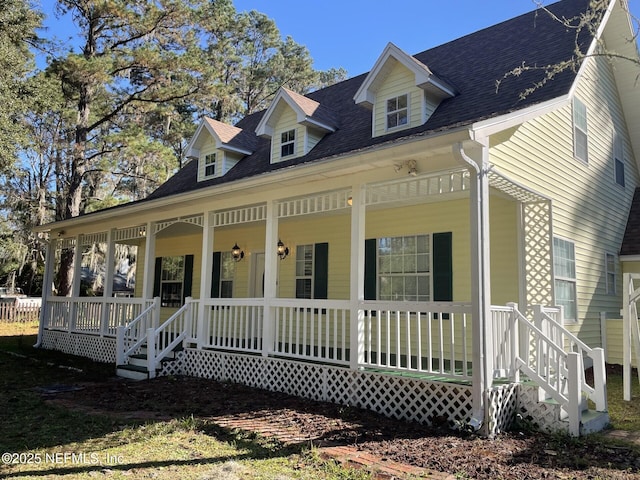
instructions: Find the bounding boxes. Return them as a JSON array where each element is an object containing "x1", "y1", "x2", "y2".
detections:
[{"x1": 116, "y1": 345, "x2": 182, "y2": 381}]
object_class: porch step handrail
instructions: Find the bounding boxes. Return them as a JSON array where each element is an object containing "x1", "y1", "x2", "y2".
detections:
[
  {"x1": 532, "y1": 305, "x2": 607, "y2": 412},
  {"x1": 115, "y1": 297, "x2": 160, "y2": 366},
  {"x1": 510, "y1": 304, "x2": 607, "y2": 436},
  {"x1": 146, "y1": 297, "x2": 197, "y2": 377}
]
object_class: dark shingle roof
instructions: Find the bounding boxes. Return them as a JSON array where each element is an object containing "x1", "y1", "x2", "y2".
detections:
[
  {"x1": 147, "y1": 0, "x2": 592, "y2": 202},
  {"x1": 621, "y1": 188, "x2": 640, "y2": 256}
]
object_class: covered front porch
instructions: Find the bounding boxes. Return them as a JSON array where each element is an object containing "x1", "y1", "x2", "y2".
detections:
[{"x1": 36, "y1": 143, "x2": 607, "y2": 436}]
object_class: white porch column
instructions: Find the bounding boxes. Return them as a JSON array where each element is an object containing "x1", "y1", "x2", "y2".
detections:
[
  {"x1": 262, "y1": 200, "x2": 279, "y2": 357},
  {"x1": 142, "y1": 221, "x2": 157, "y2": 300},
  {"x1": 198, "y1": 211, "x2": 214, "y2": 348},
  {"x1": 69, "y1": 234, "x2": 83, "y2": 332},
  {"x1": 100, "y1": 228, "x2": 116, "y2": 336},
  {"x1": 349, "y1": 184, "x2": 365, "y2": 369},
  {"x1": 35, "y1": 235, "x2": 58, "y2": 347},
  {"x1": 454, "y1": 141, "x2": 493, "y2": 432}
]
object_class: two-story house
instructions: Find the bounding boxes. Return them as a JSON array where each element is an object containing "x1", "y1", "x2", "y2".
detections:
[{"x1": 35, "y1": 0, "x2": 640, "y2": 436}]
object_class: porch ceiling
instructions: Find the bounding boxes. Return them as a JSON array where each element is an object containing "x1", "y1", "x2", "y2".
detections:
[{"x1": 488, "y1": 168, "x2": 550, "y2": 204}]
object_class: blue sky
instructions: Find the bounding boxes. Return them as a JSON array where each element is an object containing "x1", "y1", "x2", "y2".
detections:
[{"x1": 39, "y1": 0, "x2": 639, "y2": 78}]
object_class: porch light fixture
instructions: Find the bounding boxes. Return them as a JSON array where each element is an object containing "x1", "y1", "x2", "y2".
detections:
[
  {"x1": 231, "y1": 243, "x2": 244, "y2": 262},
  {"x1": 394, "y1": 159, "x2": 418, "y2": 176},
  {"x1": 277, "y1": 239, "x2": 289, "y2": 260}
]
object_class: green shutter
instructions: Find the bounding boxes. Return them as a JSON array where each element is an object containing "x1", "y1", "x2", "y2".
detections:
[
  {"x1": 183, "y1": 254, "x2": 194, "y2": 301},
  {"x1": 313, "y1": 243, "x2": 328, "y2": 299},
  {"x1": 433, "y1": 232, "x2": 453, "y2": 301},
  {"x1": 364, "y1": 238, "x2": 377, "y2": 300},
  {"x1": 153, "y1": 257, "x2": 162, "y2": 298},
  {"x1": 211, "y1": 252, "x2": 221, "y2": 298}
]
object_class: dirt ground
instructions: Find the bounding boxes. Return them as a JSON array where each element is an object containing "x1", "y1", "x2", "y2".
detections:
[{"x1": 45, "y1": 374, "x2": 640, "y2": 480}]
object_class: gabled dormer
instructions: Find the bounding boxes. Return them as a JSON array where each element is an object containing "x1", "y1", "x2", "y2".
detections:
[
  {"x1": 354, "y1": 43, "x2": 456, "y2": 138},
  {"x1": 186, "y1": 118, "x2": 256, "y2": 182},
  {"x1": 255, "y1": 87, "x2": 338, "y2": 164}
]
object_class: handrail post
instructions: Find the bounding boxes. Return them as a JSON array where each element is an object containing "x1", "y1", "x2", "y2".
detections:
[
  {"x1": 152, "y1": 296, "x2": 161, "y2": 331},
  {"x1": 507, "y1": 302, "x2": 519, "y2": 382},
  {"x1": 146, "y1": 327, "x2": 156, "y2": 379},
  {"x1": 591, "y1": 347, "x2": 607, "y2": 411},
  {"x1": 116, "y1": 325, "x2": 125, "y2": 365},
  {"x1": 567, "y1": 351, "x2": 582, "y2": 436}
]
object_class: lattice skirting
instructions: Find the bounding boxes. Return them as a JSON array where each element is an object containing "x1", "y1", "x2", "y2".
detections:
[
  {"x1": 163, "y1": 348, "x2": 475, "y2": 427},
  {"x1": 486, "y1": 384, "x2": 519, "y2": 436},
  {"x1": 40, "y1": 329, "x2": 116, "y2": 364},
  {"x1": 516, "y1": 383, "x2": 568, "y2": 433}
]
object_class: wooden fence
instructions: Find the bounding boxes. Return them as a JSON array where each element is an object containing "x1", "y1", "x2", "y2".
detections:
[{"x1": 0, "y1": 300, "x2": 41, "y2": 323}]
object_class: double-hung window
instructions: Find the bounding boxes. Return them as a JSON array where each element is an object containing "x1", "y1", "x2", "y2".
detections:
[
  {"x1": 553, "y1": 237, "x2": 577, "y2": 321},
  {"x1": 386, "y1": 94, "x2": 408, "y2": 130},
  {"x1": 573, "y1": 98, "x2": 588, "y2": 163},
  {"x1": 295, "y1": 243, "x2": 328, "y2": 299},
  {"x1": 377, "y1": 235, "x2": 430, "y2": 301},
  {"x1": 614, "y1": 132, "x2": 625, "y2": 187},
  {"x1": 605, "y1": 252, "x2": 617, "y2": 295},
  {"x1": 211, "y1": 251, "x2": 235, "y2": 298},
  {"x1": 204, "y1": 153, "x2": 217, "y2": 177},
  {"x1": 281, "y1": 129, "x2": 296, "y2": 158},
  {"x1": 160, "y1": 256, "x2": 185, "y2": 307}
]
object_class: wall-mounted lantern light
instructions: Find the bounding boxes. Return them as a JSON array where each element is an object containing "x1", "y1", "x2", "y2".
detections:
[
  {"x1": 232, "y1": 243, "x2": 244, "y2": 262},
  {"x1": 277, "y1": 239, "x2": 289, "y2": 260}
]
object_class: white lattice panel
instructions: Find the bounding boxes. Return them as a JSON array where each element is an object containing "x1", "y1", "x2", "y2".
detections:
[
  {"x1": 486, "y1": 384, "x2": 518, "y2": 436},
  {"x1": 523, "y1": 202, "x2": 554, "y2": 311},
  {"x1": 40, "y1": 330, "x2": 116, "y2": 363},
  {"x1": 172, "y1": 348, "x2": 475, "y2": 428},
  {"x1": 517, "y1": 383, "x2": 567, "y2": 433}
]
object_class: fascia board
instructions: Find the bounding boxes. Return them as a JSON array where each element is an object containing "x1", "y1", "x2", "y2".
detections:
[{"x1": 470, "y1": 95, "x2": 570, "y2": 139}]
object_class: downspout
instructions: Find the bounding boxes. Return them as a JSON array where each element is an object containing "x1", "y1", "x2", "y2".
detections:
[{"x1": 453, "y1": 140, "x2": 492, "y2": 434}]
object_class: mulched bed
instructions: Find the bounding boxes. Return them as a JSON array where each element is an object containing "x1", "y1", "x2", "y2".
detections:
[{"x1": 47, "y1": 375, "x2": 640, "y2": 479}]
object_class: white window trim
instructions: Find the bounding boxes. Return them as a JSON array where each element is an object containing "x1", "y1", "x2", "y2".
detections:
[
  {"x1": 160, "y1": 255, "x2": 185, "y2": 308},
  {"x1": 605, "y1": 251, "x2": 617, "y2": 295},
  {"x1": 385, "y1": 93, "x2": 410, "y2": 132},
  {"x1": 613, "y1": 131, "x2": 625, "y2": 189},
  {"x1": 572, "y1": 97, "x2": 588, "y2": 164},
  {"x1": 203, "y1": 152, "x2": 217, "y2": 178},
  {"x1": 376, "y1": 234, "x2": 431, "y2": 302},
  {"x1": 218, "y1": 251, "x2": 235, "y2": 298},
  {"x1": 553, "y1": 236, "x2": 577, "y2": 322},
  {"x1": 295, "y1": 244, "x2": 314, "y2": 299},
  {"x1": 280, "y1": 129, "x2": 296, "y2": 159}
]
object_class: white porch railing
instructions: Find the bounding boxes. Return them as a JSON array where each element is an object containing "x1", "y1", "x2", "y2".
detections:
[
  {"x1": 44, "y1": 296, "x2": 153, "y2": 336},
  {"x1": 146, "y1": 297, "x2": 198, "y2": 377},
  {"x1": 359, "y1": 301, "x2": 473, "y2": 380},
  {"x1": 198, "y1": 298, "x2": 264, "y2": 354},
  {"x1": 116, "y1": 297, "x2": 160, "y2": 366},
  {"x1": 493, "y1": 303, "x2": 607, "y2": 436},
  {"x1": 272, "y1": 299, "x2": 351, "y2": 365}
]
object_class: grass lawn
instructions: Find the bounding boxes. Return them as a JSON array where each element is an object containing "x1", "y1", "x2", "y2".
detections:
[{"x1": 0, "y1": 322, "x2": 369, "y2": 480}]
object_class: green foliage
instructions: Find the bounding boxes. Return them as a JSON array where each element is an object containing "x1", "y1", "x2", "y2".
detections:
[{"x1": 0, "y1": 0, "x2": 42, "y2": 172}]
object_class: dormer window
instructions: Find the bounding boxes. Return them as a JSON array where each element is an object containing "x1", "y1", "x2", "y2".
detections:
[
  {"x1": 281, "y1": 129, "x2": 296, "y2": 157},
  {"x1": 387, "y1": 94, "x2": 408, "y2": 130},
  {"x1": 204, "y1": 153, "x2": 217, "y2": 177}
]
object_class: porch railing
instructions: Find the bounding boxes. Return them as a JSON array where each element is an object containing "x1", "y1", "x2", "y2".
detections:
[
  {"x1": 116, "y1": 297, "x2": 160, "y2": 366},
  {"x1": 499, "y1": 303, "x2": 607, "y2": 436},
  {"x1": 44, "y1": 296, "x2": 152, "y2": 336},
  {"x1": 359, "y1": 301, "x2": 473, "y2": 380},
  {"x1": 198, "y1": 298, "x2": 264, "y2": 354},
  {"x1": 146, "y1": 297, "x2": 198, "y2": 377},
  {"x1": 272, "y1": 299, "x2": 351, "y2": 365}
]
